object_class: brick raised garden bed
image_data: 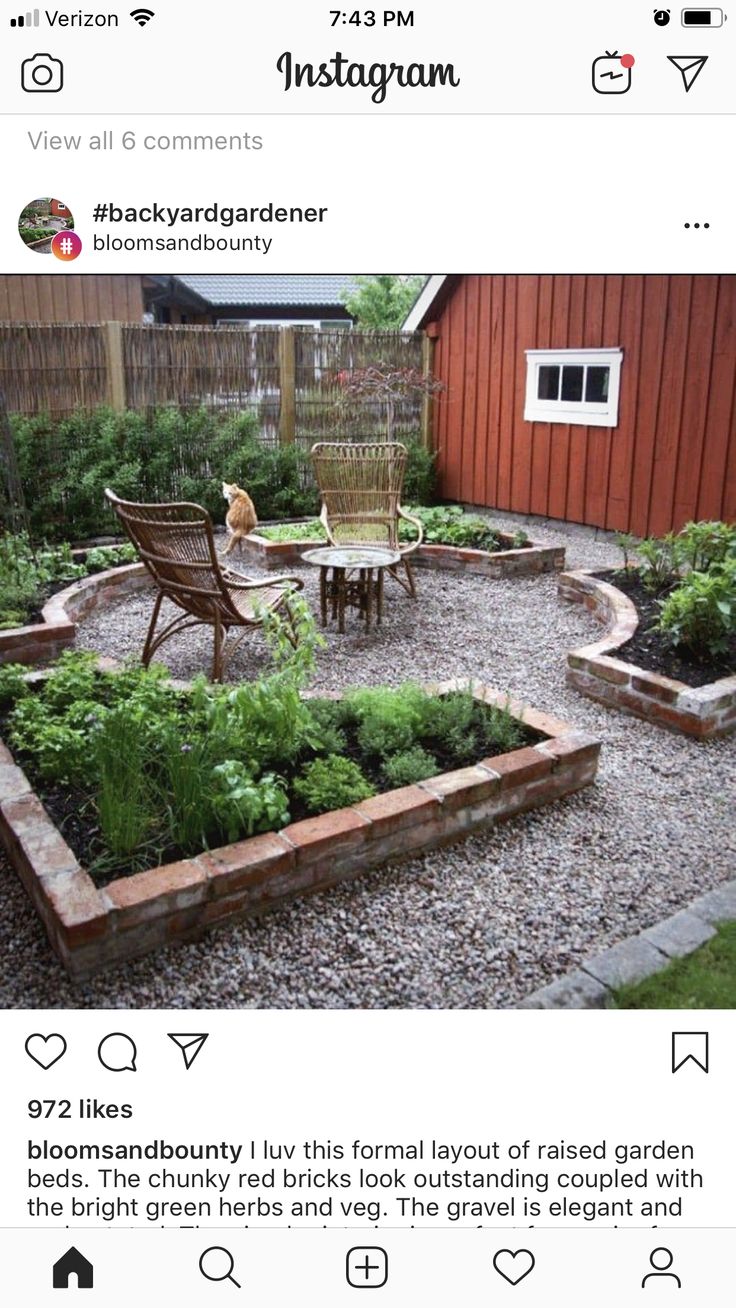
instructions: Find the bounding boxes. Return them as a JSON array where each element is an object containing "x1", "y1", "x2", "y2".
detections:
[
  {"x1": 240, "y1": 526, "x2": 565, "y2": 578},
  {"x1": 559, "y1": 569, "x2": 736, "y2": 738},
  {"x1": 0, "y1": 678, "x2": 600, "y2": 979},
  {"x1": 0, "y1": 563, "x2": 150, "y2": 667}
]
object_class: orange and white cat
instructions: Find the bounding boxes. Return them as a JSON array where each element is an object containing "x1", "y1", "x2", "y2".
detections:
[{"x1": 222, "y1": 482, "x2": 258, "y2": 555}]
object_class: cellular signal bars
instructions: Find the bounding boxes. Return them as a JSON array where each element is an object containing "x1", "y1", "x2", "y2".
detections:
[{"x1": 10, "y1": 8, "x2": 40, "y2": 24}]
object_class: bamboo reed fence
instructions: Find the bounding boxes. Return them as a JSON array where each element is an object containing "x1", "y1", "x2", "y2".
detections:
[{"x1": 0, "y1": 322, "x2": 426, "y2": 448}]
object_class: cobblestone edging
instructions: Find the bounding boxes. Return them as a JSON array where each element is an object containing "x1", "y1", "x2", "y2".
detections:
[
  {"x1": 559, "y1": 569, "x2": 736, "y2": 739},
  {"x1": 0, "y1": 563, "x2": 150, "y2": 667},
  {"x1": 0, "y1": 677, "x2": 600, "y2": 979},
  {"x1": 517, "y1": 880, "x2": 736, "y2": 1009},
  {"x1": 241, "y1": 527, "x2": 565, "y2": 578}
]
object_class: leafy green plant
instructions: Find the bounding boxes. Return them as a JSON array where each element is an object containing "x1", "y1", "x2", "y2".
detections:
[
  {"x1": 637, "y1": 534, "x2": 682, "y2": 593},
  {"x1": 383, "y1": 746, "x2": 438, "y2": 787},
  {"x1": 84, "y1": 543, "x2": 137, "y2": 569},
  {"x1": 210, "y1": 762, "x2": 289, "y2": 842},
  {"x1": 656, "y1": 557, "x2": 736, "y2": 657},
  {"x1": 0, "y1": 663, "x2": 29, "y2": 708},
  {"x1": 478, "y1": 701, "x2": 527, "y2": 754},
  {"x1": 294, "y1": 755, "x2": 374, "y2": 814},
  {"x1": 398, "y1": 505, "x2": 502, "y2": 552},
  {"x1": 676, "y1": 520, "x2": 736, "y2": 573}
]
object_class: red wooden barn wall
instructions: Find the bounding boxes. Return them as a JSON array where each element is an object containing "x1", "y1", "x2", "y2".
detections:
[{"x1": 430, "y1": 275, "x2": 736, "y2": 537}]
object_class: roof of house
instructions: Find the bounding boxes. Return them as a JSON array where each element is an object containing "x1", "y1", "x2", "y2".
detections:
[
  {"x1": 402, "y1": 275, "x2": 458, "y2": 331},
  {"x1": 173, "y1": 275, "x2": 360, "y2": 307}
]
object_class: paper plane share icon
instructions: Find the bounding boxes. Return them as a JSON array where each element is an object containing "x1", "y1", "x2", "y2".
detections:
[
  {"x1": 667, "y1": 54, "x2": 709, "y2": 91},
  {"x1": 168, "y1": 1032, "x2": 209, "y2": 1069}
]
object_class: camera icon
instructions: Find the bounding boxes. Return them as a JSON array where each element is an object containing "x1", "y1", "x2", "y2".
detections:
[{"x1": 21, "y1": 53, "x2": 64, "y2": 92}]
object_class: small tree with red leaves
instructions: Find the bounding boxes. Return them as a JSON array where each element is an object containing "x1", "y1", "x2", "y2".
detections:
[{"x1": 334, "y1": 364, "x2": 444, "y2": 443}]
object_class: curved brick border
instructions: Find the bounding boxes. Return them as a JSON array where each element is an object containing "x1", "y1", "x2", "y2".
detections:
[
  {"x1": 0, "y1": 676, "x2": 600, "y2": 979},
  {"x1": 0, "y1": 563, "x2": 150, "y2": 667},
  {"x1": 559, "y1": 569, "x2": 736, "y2": 738},
  {"x1": 517, "y1": 879, "x2": 736, "y2": 1009},
  {"x1": 239, "y1": 525, "x2": 565, "y2": 578}
]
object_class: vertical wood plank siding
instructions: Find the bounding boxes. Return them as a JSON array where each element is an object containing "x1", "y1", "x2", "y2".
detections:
[
  {"x1": 0, "y1": 276, "x2": 143, "y2": 324},
  {"x1": 431, "y1": 274, "x2": 736, "y2": 536}
]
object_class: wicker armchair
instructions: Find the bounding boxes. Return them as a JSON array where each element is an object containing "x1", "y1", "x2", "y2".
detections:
[
  {"x1": 105, "y1": 490, "x2": 304, "y2": 682},
  {"x1": 310, "y1": 441, "x2": 423, "y2": 597}
]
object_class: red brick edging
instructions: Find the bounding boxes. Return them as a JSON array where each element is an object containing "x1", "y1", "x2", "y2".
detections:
[
  {"x1": 240, "y1": 527, "x2": 565, "y2": 578},
  {"x1": 559, "y1": 569, "x2": 736, "y2": 738},
  {"x1": 0, "y1": 678, "x2": 600, "y2": 979},
  {"x1": 0, "y1": 563, "x2": 150, "y2": 667}
]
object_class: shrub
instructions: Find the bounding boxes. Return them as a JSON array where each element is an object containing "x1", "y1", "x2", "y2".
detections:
[
  {"x1": 294, "y1": 755, "x2": 374, "y2": 814},
  {"x1": 403, "y1": 439, "x2": 438, "y2": 506},
  {"x1": 656, "y1": 557, "x2": 736, "y2": 658},
  {"x1": 677, "y1": 520, "x2": 736, "y2": 573},
  {"x1": 383, "y1": 746, "x2": 439, "y2": 787}
]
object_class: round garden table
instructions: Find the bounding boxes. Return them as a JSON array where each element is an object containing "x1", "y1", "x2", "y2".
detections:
[{"x1": 302, "y1": 546, "x2": 401, "y2": 633}]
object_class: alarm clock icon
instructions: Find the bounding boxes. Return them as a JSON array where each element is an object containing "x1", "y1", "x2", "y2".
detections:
[{"x1": 653, "y1": 8, "x2": 671, "y2": 23}]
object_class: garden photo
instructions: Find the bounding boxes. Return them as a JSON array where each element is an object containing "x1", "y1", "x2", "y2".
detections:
[{"x1": 0, "y1": 272, "x2": 734, "y2": 1010}]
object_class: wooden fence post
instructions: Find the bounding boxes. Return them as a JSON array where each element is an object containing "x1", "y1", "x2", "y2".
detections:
[
  {"x1": 279, "y1": 326, "x2": 296, "y2": 445},
  {"x1": 420, "y1": 331, "x2": 436, "y2": 449},
  {"x1": 104, "y1": 320, "x2": 126, "y2": 412}
]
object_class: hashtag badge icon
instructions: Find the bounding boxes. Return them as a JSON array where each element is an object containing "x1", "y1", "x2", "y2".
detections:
[{"x1": 51, "y1": 229, "x2": 82, "y2": 261}]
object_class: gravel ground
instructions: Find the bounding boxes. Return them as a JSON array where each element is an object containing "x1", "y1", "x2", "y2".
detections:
[{"x1": 1, "y1": 512, "x2": 734, "y2": 1010}]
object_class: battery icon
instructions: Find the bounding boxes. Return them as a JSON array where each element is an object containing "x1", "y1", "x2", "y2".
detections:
[{"x1": 682, "y1": 7, "x2": 725, "y2": 23}]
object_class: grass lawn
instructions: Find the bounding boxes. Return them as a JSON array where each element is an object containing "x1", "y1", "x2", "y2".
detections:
[{"x1": 611, "y1": 921, "x2": 736, "y2": 1009}]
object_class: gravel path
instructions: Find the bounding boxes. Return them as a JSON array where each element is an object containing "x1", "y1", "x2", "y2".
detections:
[{"x1": 1, "y1": 513, "x2": 734, "y2": 1009}]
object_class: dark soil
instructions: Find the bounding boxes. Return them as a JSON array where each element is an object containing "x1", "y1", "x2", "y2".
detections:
[
  {"x1": 594, "y1": 570, "x2": 735, "y2": 688},
  {"x1": 10, "y1": 552, "x2": 130, "y2": 627}
]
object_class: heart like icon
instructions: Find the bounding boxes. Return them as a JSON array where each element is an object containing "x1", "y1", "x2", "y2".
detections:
[
  {"x1": 25, "y1": 1032, "x2": 67, "y2": 1070},
  {"x1": 493, "y1": 1249, "x2": 536, "y2": 1286}
]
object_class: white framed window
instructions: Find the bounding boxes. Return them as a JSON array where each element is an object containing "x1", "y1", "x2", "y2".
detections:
[{"x1": 524, "y1": 347, "x2": 623, "y2": 427}]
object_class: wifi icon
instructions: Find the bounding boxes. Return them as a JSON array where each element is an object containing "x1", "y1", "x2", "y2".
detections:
[{"x1": 130, "y1": 7, "x2": 154, "y2": 25}]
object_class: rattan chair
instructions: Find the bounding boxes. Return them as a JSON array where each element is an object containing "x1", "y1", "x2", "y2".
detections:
[
  {"x1": 105, "y1": 489, "x2": 304, "y2": 682},
  {"x1": 310, "y1": 442, "x2": 423, "y2": 597}
]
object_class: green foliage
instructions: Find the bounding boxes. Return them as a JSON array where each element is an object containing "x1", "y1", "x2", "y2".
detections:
[
  {"x1": 345, "y1": 683, "x2": 428, "y2": 758},
  {"x1": 19, "y1": 228, "x2": 56, "y2": 244},
  {"x1": 676, "y1": 520, "x2": 736, "y2": 573},
  {"x1": 614, "y1": 532, "x2": 637, "y2": 572},
  {"x1": 383, "y1": 746, "x2": 439, "y2": 788},
  {"x1": 340, "y1": 275, "x2": 426, "y2": 329},
  {"x1": 637, "y1": 534, "x2": 682, "y2": 593},
  {"x1": 398, "y1": 504, "x2": 502, "y2": 551},
  {"x1": 0, "y1": 663, "x2": 29, "y2": 708},
  {"x1": 0, "y1": 533, "x2": 139, "y2": 628},
  {"x1": 402, "y1": 439, "x2": 438, "y2": 506},
  {"x1": 257, "y1": 520, "x2": 325, "y2": 542},
  {"x1": 93, "y1": 705, "x2": 157, "y2": 859},
  {"x1": 303, "y1": 699, "x2": 349, "y2": 755},
  {"x1": 209, "y1": 763, "x2": 289, "y2": 843},
  {"x1": 294, "y1": 755, "x2": 374, "y2": 815},
  {"x1": 11, "y1": 406, "x2": 320, "y2": 542},
  {"x1": 656, "y1": 557, "x2": 736, "y2": 657}
]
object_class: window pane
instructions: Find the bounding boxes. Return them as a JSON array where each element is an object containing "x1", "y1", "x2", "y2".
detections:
[
  {"x1": 561, "y1": 366, "x2": 584, "y2": 402},
  {"x1": 537, "y1": 365, "x2": 560, "y2": 400},
  {"x1": 585, "y1": 366, "x2": 610, "y2": 403}
]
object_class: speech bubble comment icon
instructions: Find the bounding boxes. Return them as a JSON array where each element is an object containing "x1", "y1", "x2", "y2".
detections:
[{"x1": 98, "y1": 1032, "x2": 137, "y2": 1072}]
